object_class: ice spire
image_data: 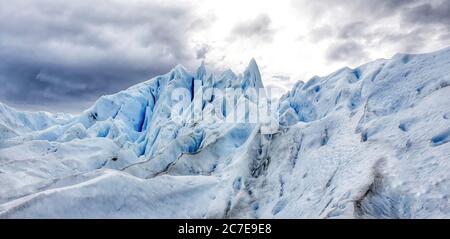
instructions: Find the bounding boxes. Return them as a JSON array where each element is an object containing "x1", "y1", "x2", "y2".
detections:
[
  {"x1": 241, "y1": 58, "x2": 264, "y2": 91},
  {"x1": 196, "y1": 61, "x2": 207, "y2": 81}
]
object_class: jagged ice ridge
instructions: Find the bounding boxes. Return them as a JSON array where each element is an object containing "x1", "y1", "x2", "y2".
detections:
[{"x1": 0, "y1": 48, "x2": 449, "y2": 218}]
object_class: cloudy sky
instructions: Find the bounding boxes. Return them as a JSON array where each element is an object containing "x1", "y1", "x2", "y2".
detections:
[{"x1": 1, "y1": 0, "x2": 449, "y2": 113}]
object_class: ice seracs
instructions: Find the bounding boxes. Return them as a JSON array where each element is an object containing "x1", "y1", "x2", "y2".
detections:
[{"x1": 1, "y1": 47, "x2": 450, "y2": 218}]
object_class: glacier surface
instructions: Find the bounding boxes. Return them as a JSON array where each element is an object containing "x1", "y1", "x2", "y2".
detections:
[{"x1": 0, "y1": 48, "x2": 449, "y2": 218}]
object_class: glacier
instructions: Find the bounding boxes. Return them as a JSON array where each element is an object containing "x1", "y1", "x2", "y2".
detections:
[{"x1": 0, "y1": 47, "x2": 449, "y2": 218}]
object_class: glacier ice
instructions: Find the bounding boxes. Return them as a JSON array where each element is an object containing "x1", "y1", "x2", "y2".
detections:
[{"x1": 0, "y1": 47, "x2": 450, "y2": 218}]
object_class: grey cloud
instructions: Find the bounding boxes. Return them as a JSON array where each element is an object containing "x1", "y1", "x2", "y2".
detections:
[
  {"x1": 337, "y1": 22, "x2": 369, "y2": 39},
  {"x1": 333, "y1": 21, "x2": 431, "y2": 52},
  {"x1": 196, "y1": 44, "x2": 210, "y2": 59},
  {"x1": 309, "y1": 25, "x2": 335, "y2": 43},
  {"x1": 230, "y1": 14, "x2": 276, "y2": 43},
  {"x1": 376, "y1": 27, "x2": 433, "y2": 52},
  {"x1": 439, "y1": 33, "x2": 450, "y2": 41},
  {"x1": 402, "y1": 1, "x2": 450, "y2": 28},
  {"x1": 0, "y1": 0, "x2": 209, "y2": 112},
  {"x1": 295, "y1": 0, "x2": 415, "y2": 20},
  {"x1": 364, "y1": 0, "x2": 416, "y2": 18},
  {"x1": 326, "y1": 41, "x2": 369, "y2": 64},
  {"x1": 299, "y1": 0, "x2": 449, "y2": 64}
]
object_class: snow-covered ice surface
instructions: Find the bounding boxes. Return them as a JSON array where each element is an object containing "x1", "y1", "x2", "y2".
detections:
[{"x1": 0, "y1": 48, "x2": 449, "y2": 218}]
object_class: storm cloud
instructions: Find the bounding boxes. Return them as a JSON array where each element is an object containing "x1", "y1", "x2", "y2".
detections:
[{"x1": 0, "y1": 0, "x2": 208, "y2": 112}]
